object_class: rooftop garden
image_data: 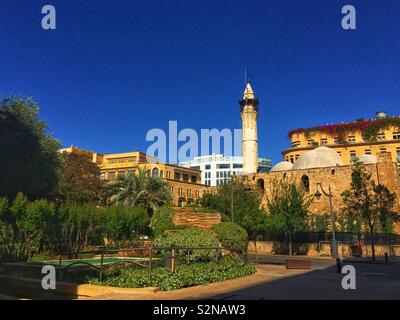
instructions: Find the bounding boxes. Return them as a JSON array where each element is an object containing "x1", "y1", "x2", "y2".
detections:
[{"x1": 288, "y1": 116, "x2": 400, "y2": 141}]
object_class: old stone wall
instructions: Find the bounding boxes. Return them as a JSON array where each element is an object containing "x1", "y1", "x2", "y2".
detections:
[
  {"x1": 171, "y1": 208, "x2": 221, "y2": 231},
  {"x1": 241, "y1": 153, "x2": 400, "y2": 222},
  {"x1": 247, "y1": 241, "x2": 400, "y2": 257}
]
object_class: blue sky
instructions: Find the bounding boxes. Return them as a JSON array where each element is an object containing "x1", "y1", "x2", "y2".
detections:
[{"x1": 1, "y1": 0, "x2": 400, "y2": 165}]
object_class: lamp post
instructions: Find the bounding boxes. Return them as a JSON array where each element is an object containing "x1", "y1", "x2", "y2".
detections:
[{"x1": 314, "y1": 183, "x2": 338, "y2": 259}]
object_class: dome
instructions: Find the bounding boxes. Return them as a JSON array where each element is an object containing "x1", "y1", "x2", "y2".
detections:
[
  {"x1": 312, "y1": 146, "x2": 343, "y2": 165},
  {"x1": 271, "y1": 161, "x2": 294, "y2": 172},
  {"x1": 292, "y1": 147, "x2": 343, "y2": 170},
  {"x1": 357, "y1": 154, "x2": 377, "y2": 164}
]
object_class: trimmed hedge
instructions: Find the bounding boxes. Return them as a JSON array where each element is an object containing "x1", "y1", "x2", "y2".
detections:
[
  {"x1": 88, "y1": 256, "x2": 256, "y2": 291},
  {"x1": 213, "y1": 222, "x2": 248, "y2": 250},
  {"x1": 153, "y1": 227, "x2": 219, "y2": 262}
]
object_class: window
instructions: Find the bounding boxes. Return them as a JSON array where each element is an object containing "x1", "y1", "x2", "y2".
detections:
[
  {"x1": 205, "y1": 165, "x2": 211, "y2": 170},
  {"x1": 191, "y1": 175, "x2": 197, "y2": 183},
  {"x1": 174, "y1": 172, "x2": 181, "y2": 180},
  {"x1": 178, "y1": 188, "x2": 183, "y2": 196},
  {"x1": 362, "y1": 135, "x2": 370, "y2": 142},
  {"x1": 380, "y1": 147, "x2": 387, "y2": 153},
  {"x1": 100, "y1": 172, "x2": 105, "y2": 180},
  {"x1": 183, "y1": 174, "x2": 189, "y2": 181},
  {"x1": 233, "y1": 164, "x2": 243, "y2": 169},
  {"x1": 334, "y1": 137, "x2": 340, "y2": 144},
  {"x1": 377, "y1": 133, "x2": 386, "y2": 141},
  {"x1": 347, "y1": 135, "x2": 356, "y2": 143},
  {"x1": 337, "y1": 151, "x2": 342, "y2": 157},
  {"x1": 301, "y1": 175, "x2": 310, "y2": 193},
  {"x1": 152, "y1": 168, "x2": 159, "y2": 177},
  {"x1": 217, "y1": 164, "x2": 230, "y2": 169},
  {"x1": 397, "y1": 148, "x2": 400, "y2": 162},
  {"x1": 290, "y1": 156, "x2": 294, "y2": 164},
  {"x1": 118, "y1": 171, "x2": 125, "y2": 178},
  {"x1": 350, "y1": 151, "x2": 357, "y2": 162},
  {"x1": 295, "y1": 154, "x2": 300, "y2": 160},
  {"x1": 291, "y1": 141, "x2": 301, "y2": 148},
  {"x1": 321, "y1": 138, "x2": 328, "y2": 145},
  {"x1": 128, "y1": 170, "x2": 135, "y2": 176},
  {"x1": 307, "y1": 139, "x2": 317, "y2": 146},
  {"x1": 365, "y1": 149, "x2": 371, "y2": 155},
  {"x1": 257, "y1": 179, "x2": 265, "y2": 191},
  {"x1": 108, "y1": 171, "x2": 115, "y2": 180},
  {"x1": 393, "y1": 132, "x2": 400, "y2": 140},
  {"x1": 160, "y1": 170, "x2": 164, "y2": 178}
]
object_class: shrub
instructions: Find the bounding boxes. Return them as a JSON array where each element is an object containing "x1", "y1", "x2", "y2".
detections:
[
  {"x1": 88, "y1": 256, "x2": 256, "y2": 291},
  {"x1": 213, "y1": 222, "x2": 248, "y2": 250},
  {"x1": 150, "y1": 206, "x2": 177, "y2": 237},
  {"x1": 153, "y1": 227, "x2": 219, "y2": 262},
  {"x1": 101, "y1": 206, "x2": 149, "y2": 243}
]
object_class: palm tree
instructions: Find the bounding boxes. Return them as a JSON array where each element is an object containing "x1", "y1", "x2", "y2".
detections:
[{"x1": 105, "y1": 168, "x2": 172, "y2": 214}]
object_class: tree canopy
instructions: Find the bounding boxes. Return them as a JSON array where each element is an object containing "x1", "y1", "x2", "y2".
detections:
[{"x1": 0, "y1": 96, "x2": 61, "y2": 200}]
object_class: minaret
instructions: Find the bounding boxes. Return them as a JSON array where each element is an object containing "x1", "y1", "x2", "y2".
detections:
[{"x1": 239, "y1": 81, "x2": 259, "y2": 173}]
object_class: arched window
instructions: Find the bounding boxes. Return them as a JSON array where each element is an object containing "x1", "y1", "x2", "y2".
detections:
[
  {"x1": 301, "y1": 175, "x2": 310, "y2": 192},
  {"x1": 146, "y1": 170, "x2": 150, "y2": 177},
  {"x1": 152, "y1": 168, "x2": 159, "y2": 177},
  {"x1": 160, "y1": 170, "x2": 164, "y2": 178},
  {"x1": 257, "y1": 178, "x2": 265, "y2": 191}
]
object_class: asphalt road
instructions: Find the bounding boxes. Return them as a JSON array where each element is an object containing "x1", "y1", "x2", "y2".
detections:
[{"x1": 211, "y1": 255, "x2": 400, "y2": 300}]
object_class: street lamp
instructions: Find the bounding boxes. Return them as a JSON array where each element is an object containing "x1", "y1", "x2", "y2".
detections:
[{"x1": 314, "y1": 183, "x2": 338, "y2": 259}]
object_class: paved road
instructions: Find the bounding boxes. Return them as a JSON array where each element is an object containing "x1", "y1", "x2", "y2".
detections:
[{"x1": 211, "y1": 257, "x2": 400, "y2": 300}]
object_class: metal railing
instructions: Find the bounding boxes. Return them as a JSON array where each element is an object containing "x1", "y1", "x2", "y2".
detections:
[{"x1": 57, "y1": 246, "x2": 247, "y2": 284}]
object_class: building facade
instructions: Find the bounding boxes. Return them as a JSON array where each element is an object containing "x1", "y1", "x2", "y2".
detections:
[
  {"x1": 179, "y1": 154, "x2": 271, "y2": 186},
  {"x1": 60, "y1": 146, "x2": 207, "y2": 207},
  {"x1": 283, "y1": 112, "x2": 400, "y2": 166}
]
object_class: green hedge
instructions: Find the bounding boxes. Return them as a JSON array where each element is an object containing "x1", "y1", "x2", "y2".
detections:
[
  {"x1": 153, "y1": 227, "x2": 219, "y2": 262},
  {"x1": 213, "y1": 222, "x2": 248, "y2": 250},
  {"x1": 88, "y1": 257, "x2": 256, "y2": 291},
  {"x1": 150, "y1": 206, "x2": 178, "y2": 237}
]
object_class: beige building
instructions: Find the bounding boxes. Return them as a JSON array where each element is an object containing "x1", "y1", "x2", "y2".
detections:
[
  {"x1": 60, "y1": 146, "x2": 207, "y2": 207},
  {"x1": 283, "y1": 111, "x2": 400, "y2": 166}
]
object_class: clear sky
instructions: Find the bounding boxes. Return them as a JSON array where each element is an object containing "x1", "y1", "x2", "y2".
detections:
[{"x1": 1, "y1": 0, "x2": 400, "y2": 165}]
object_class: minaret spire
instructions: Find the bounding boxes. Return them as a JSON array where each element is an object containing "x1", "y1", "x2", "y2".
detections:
[{"x1": 239, "y1": 80, "x2": 259, "y2": 174}]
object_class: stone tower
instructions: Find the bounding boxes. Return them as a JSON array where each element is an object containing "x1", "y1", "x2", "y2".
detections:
[{"x1": 239, "y1": 81, "x2": 259, "y2": 173}]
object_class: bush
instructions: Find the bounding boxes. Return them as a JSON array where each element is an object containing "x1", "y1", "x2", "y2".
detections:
[
  {"x1": 88, "y1": 256, "x2": 256, "y2": 291},
  {"x1": 213, "y1": 222, "x2": 248, "y2": 250},
  {"x1": 150, "y1": 206, "x2": 177, "y2": 237},
  {"x1": 153, "y1": 227, "x2": 219, "y2": 262},
  {"x1": 102, "y1": 206, "x2": 149, "y2": 243}
]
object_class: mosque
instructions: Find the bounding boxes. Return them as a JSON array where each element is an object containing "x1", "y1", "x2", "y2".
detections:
[{"x1": 237, "y1": 81, "x2": 400, "y2": 229}]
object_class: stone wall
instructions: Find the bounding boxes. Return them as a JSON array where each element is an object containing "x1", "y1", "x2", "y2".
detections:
[
  {"x1": 171, "y1": 208, "x2": 221, "y2": 231},
  {"x1": 247, "y1": 241, "x2": 400, "y2": 257},
  {"x1": 240, "y1": 153, "x2": 400, "y2": 232}
]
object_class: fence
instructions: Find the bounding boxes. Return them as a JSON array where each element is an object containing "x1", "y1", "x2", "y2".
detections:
[
  {"x1": 251, "y1": 232, "x2": 400, "y2": 245},
  {"x1": 56, "y1": 246, "x2": 247, "y2": 284}
]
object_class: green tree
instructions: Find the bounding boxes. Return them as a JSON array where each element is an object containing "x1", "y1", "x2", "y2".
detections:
[
  {"x1": 0, "y1": 193, "x2": 55, "y2": 261},
  {"x1": 201, "y1": 181, "x2": 267, "y2": 262},
  {"x1": 266, "y1": 179, "x2": 312, "y2": 256},
  {"x1": 56, "y1": 152, "x2": 105, "y2": 204},
  {"x1": 373, "y1": 184, "x2": 397, "y2": 233},
  {"x1": 0, "y1": 96, "x2": 61, "y2": 200},
  {"x1": 341, "y1": 162, "x2": 399, "y2": 261},
  {"x1": 105, "y1": 168, "x2": 171, "y2": 214},
  {"x1": 102, "y1": 206, "x2": 149, "y2": 244}
]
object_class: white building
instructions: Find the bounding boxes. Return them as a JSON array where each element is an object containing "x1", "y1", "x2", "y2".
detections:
[{"x1": 179, "y1": 154, "x2": 271, "y2": 186}]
